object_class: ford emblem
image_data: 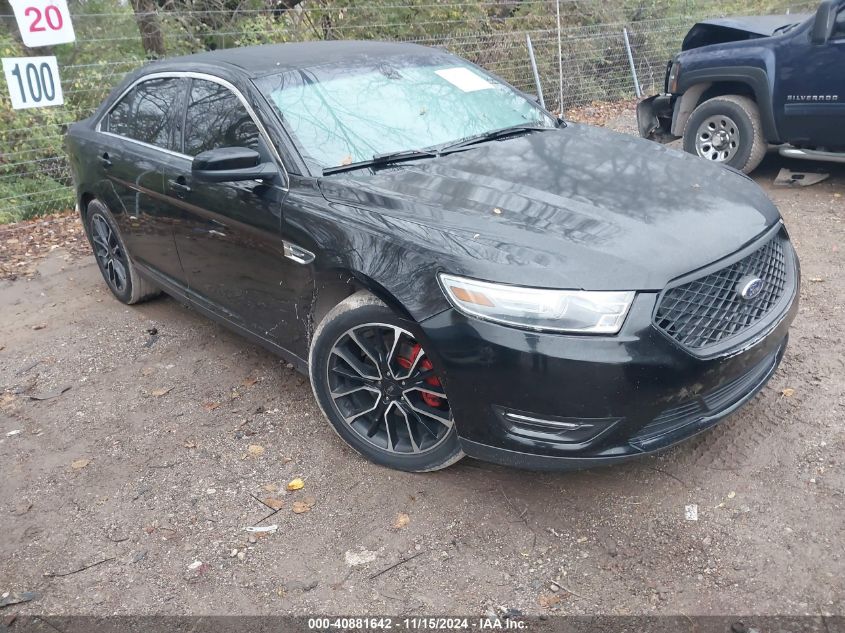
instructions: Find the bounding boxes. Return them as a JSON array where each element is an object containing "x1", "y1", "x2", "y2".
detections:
[{"x1": 737, "y1": 275, "x2": 764, "y2": 301}]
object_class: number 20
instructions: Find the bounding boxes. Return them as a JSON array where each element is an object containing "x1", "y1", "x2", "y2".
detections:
[{"x1": 25, "y1": 5, "x2": 64, "y2": 32}]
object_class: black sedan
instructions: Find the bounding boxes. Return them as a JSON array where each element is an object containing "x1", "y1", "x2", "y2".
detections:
[{"x1": 65, "y1": 41, "x2": 799, "y2": 472}]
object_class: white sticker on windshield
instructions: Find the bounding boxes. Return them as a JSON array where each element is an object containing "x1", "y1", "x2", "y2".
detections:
[{"x1": 435, "y1": 67, "x2": 494, "y2": 93}]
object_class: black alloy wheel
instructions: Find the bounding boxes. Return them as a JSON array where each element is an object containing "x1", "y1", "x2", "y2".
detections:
[
  {"x1": 90, "y1": 211, "x2": 129, "y2": 296},
  {"x1": 309, "y1": 293, "x2": 464, "y2": 471},
  {"x1": 327, "y1": 322, "x2": 453, "y2": 454}
]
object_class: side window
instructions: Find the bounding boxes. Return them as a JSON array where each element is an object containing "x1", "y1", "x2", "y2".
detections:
[
  {"x1": 834, "y1": 8, "x2": 845, "y2": 38},
  {"x1": 104, "y1": 78, "x2": 183, "y2": 150},
  {"x1": 184, "y1": 79, "x2": 260, "y2": 156},
  {"x1": 106, "y1": 90, "x2": 133, "y2": 138}
]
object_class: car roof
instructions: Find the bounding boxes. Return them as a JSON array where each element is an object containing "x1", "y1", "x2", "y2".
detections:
[{"x1": 142, "y1": 40, "x2": 442, "y2": 78}]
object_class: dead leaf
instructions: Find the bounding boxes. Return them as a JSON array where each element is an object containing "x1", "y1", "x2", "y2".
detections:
[
  {"x1": 538, "y1": 593, "x2": 563, "y2": 609},
  {"x1": 12, "y1": 501, "x2": 32, "y2": 516},
  {"x1": 150, "y1": 387, "x2": 173, "y2": 397},
  {"x1": 0, "y1": 591, "x2": 40, "y2": 609},
  {"x1": 71, "y1": 458, "x2": 90, "y2": 470},
  {"x1": 292, "y1": 496, "x2": 316, "y2": 514},
  {"x1": 262, "y1": 497, "x2": 284, "y2": 511},
  {"x1": 781, "y1": 388, "x2": 795, "y2": 397},
  {"x1": 287, "y1": 477, "x2": 304, "y2": 491},
  {"x1": 241, "y1": 374, "x2": 260, "y2": 388},
  {"x1": 292, "y1": 501, "x2": 311, "y2": 514},
  {"x1": 202, "y1": 402, "x2": 221, "y2": 411},
  {"x1": 247, "y1": 444, "x2": 265, "y2": 457},
  {"x1": 393, "y1": 512, "x2": 410, "y2": 529},
  {"x1": 262, "y1": 483, "x2": 279, "y2": 493}
]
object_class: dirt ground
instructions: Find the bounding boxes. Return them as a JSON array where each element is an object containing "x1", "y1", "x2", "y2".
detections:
[{"x1": 1, "y1": 113, "x2": 844, "y2": 618}]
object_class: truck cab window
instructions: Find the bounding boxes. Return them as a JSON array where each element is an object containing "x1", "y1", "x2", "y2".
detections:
[{"x1": 833, "y1": 8, "x2": 845, "y2": 39}]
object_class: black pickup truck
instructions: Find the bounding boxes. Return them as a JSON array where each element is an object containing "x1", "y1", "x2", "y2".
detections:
[{"x1": 638, "y1": 0, "x2": 845, "y2": 173}]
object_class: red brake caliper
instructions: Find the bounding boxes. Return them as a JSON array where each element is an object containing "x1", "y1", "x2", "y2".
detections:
[{"x1": 396, "y1": 344, "x2": 443, "y2": 408}]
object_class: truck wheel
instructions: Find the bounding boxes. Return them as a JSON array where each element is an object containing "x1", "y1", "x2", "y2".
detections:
[{"x1": 683, "y1": 95, "x2": 766, "y2": 174}]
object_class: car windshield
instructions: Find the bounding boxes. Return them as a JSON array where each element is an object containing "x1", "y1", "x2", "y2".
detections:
[{"x1": 254, "y1": 55, "x2": 556, "y2": 170}]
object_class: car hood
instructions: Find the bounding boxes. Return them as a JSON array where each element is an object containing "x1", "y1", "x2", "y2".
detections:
[
  {"x1": 682, "y1": 14, "x2": 811, "y2": 50},
  {"x1": 317, "y1": 123, "x2": 780, "y2": 292}
]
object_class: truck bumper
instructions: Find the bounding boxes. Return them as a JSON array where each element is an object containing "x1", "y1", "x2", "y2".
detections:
[{"x1": 637, "y1": 94, "x2": 678, "y2": 143}]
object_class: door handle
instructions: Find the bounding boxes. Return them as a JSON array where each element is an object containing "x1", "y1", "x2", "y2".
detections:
[
  {"x1": 168, "y1": 178, "x2": 192, "y2": 195},
  {"x1": 98, "y1": 152, "x2": 112, "y2": 168}
]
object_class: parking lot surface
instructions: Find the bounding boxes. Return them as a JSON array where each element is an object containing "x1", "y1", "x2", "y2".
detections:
[{"x1": 1, "y1": 114, "x2": 844, "y2": 616}]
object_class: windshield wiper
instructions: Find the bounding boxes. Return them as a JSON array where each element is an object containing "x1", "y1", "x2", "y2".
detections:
[
  {"x1": 438, "y1": 123, "x2": 557, "y2": 154},
  {"x1": 322, "y1": 148, "x2": 438, "y2": 175},
  {"x1": 321, "y1": 122, "x2": 560, "y2": 175}
]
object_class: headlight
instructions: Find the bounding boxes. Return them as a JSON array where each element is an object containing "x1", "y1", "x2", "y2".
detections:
[
  {"x1": 438, "y1": 274, "x2": 635, "y2": 334},
  {"x1": 667, "y1": 61, "x2": 681, "y2": 93}
]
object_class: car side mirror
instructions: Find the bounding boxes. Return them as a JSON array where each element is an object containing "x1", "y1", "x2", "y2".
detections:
[
  {"x1": 811, "y1": 0, "x2": 836, "y2": 44},
  {"x1": 192, "y1": 147, "x2": 277, "y2": 183}
]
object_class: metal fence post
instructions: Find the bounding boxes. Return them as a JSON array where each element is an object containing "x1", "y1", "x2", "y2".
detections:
[
  {"x1": 622, "y1": 27, "x2": 642, "y2": 98},
  {"x1": 555, "y1": 0, "x2": 563, "y2": 113},
  {"x1": 525, "y1": 34, "x2": 546, "y2": 110}
]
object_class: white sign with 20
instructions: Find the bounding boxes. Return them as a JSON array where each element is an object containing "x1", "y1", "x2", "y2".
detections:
[{"x1": 9, "y1": 0, "x2": 76, "y2": 48}]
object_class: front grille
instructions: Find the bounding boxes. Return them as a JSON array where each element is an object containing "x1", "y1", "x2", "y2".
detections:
[{"x1": 654, "y1": 232, "x2": 791, "y2": 354}]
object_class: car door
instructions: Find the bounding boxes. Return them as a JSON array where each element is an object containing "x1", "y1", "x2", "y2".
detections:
[
  {"x1": 775, "y1": 3, "x2": 845, "y2": 146},
  {"x1": 96, "y1": 76, "x2": 189, "y2": 286},
  {"x1": 160, "y1": 75, "x2": 309, "y2": 355}
]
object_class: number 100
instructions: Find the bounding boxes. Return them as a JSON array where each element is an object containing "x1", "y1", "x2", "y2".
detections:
[{"x1": 10, "y1": 61, "x2": 56, "y2": 104}]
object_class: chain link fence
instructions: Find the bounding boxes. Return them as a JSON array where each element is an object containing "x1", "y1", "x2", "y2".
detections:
[{"x1": 0, "y1": 0, "x2": 816, "y2": 222}]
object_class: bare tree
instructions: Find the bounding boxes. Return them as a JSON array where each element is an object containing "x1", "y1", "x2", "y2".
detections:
[{"x1": 131, "y1": 0, "x2": 166, "y2": 58}]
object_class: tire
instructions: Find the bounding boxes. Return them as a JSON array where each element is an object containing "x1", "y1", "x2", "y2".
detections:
[
  {"x1": 84, "y1": 199, "x2": 160, "y2": 305},
  {"x1": 683, "y1": 95, "x2": 767, "y2": 174},
  {"x1": 309, "y1": 291, "x2": 464, "y2": 472}
]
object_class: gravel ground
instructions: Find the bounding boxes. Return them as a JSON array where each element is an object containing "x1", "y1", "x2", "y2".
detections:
[{"x1": 1, "y1": 112, "x2": 843, "y2": 618}]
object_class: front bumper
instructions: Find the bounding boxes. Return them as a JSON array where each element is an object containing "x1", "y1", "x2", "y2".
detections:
[
  {"x1": 637, "y1": 94, "x2": 678, "y2": 143},
  {"x1": 419, "y1": 271, "x2": 798, "y2": 471}
]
